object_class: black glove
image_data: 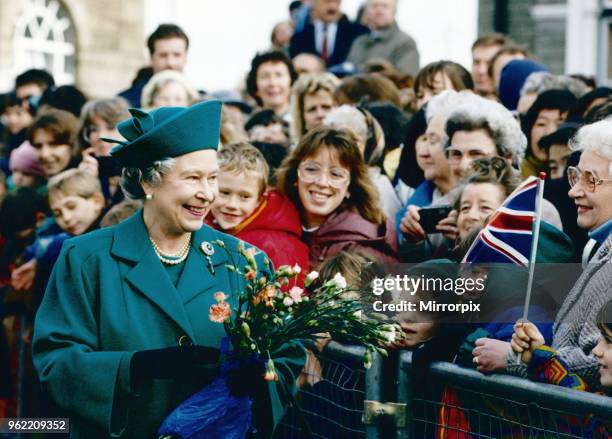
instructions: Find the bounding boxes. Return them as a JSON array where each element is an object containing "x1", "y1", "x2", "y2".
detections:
[
  {"x1": 130, "y1": 345, "x2": 220, "y2": 387},
  {"x1": 226, "y1": 356, "x2": 268, "y2": 399}
]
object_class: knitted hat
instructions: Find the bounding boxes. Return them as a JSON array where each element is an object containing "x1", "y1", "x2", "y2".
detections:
[
  {"x1": 9, "y1": 141, "x2": 45, "y2": 176},
  {"x1": 498, "y1": 59, "x2": 549, "y2": 111}
]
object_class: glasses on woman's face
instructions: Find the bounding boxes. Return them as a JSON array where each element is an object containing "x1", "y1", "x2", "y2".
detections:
[
  {"x1": 567, "y1": 166, "x2": 612, "y2": 192},
  {"x1": 297, "y1": 161, "x2": 350, "y2": 188}
]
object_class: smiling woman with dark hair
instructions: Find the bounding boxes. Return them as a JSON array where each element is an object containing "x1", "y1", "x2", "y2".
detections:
[
  {"x1": 246, "y1": 50, "x2": 298, "y2": 118},
  {"x1": 276, "y1": 125, "x2": 399, "y2": 269}
]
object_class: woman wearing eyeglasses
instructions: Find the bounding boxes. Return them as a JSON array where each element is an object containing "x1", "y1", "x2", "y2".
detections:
[
  {"x1": 323, "y1": 104, "x2": 403, "y2": 221},
  {"x1": 276, "y1": 125, "x2": 399, "y2": 269},
  {"x1": 78, "y1": 97, "x2": 130, "y2": 206},
  {"x1": 506, "y1": 118, "x2": 612, "y2": 390}
]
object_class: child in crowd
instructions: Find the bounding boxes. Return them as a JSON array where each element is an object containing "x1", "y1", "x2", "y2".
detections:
[
  {"x1": 8, "y1": 142, "x2": 45, "y2": 190},
  {"x1": 10, "y1": 169, "x2": 105, "y2": 309},
  {"x1": 511, "y1": 301, "x2": 611, "y2": 437},
  {"x1": 100, "y1": 199, "x2": 143, "y2": 228},
  {"x1": 47, "y1": 168, "x2": 106, "y2": 237},
  {"x1": 207, "y1": 142, "x2": 309, "y2": 272},
  {"x1": 316, "y1": 249, "x2": 374, "y2": 300},
  {"x1": 0, "y1": 188, "x2": 47, "y2": 288},
  {"x1": 512, "y1": 300, "x2": 612, "y2": 394}
]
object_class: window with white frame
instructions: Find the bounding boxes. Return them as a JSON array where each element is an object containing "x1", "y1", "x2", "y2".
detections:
[{"x1": 13, "y1": 0, "x2": 76, "y2": 85}]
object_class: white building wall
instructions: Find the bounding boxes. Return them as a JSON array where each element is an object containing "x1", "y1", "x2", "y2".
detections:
[{"x1": 565, "y1": 0, "x2": 599, "y2": 77}]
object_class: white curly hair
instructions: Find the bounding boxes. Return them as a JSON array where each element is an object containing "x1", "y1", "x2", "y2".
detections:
[
  {"x1": 569, "y1": 118, "x2": 612, "y2": 175},
  {"x1": 520, "y1": 72, "x2": 589, "y2": 99},
  {"x1": 424, "y1": 89, "x2": 462, "y2": 125},
  {"x1": 323, "y1": 104, "x2": 368, "y2": 143},
  {"x1": 443, "y1": 91, "x2": 527, "y2": 163}
]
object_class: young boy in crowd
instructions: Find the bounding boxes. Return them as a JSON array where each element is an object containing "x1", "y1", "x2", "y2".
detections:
[
  {"x1": 512, "y1": 300, "x2": 612, "y2": 395},
  {"x1": 511, "y1": 301, "x2": 612, "y2": 437},
  {"x1": 100, "y1": 199, "x2": 143, "y2": 228},
  {"x1": 1, "y1": 170, "x2": 103, "y2": 418},
  {"x1": 207, "y1": 142, "x2": 309, "y2": 272},
  {"x1": 10, "y1": 169, "x2": 105, "y2": 305}
]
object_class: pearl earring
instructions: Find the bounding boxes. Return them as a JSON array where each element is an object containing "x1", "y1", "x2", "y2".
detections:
[{"x1": 145, "y1": 193, "x2": 153, "y2": 200}]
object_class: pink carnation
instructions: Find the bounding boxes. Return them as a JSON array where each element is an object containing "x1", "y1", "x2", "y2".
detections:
[{"x1": 289, "y1": 286, "x2": 304, "y2": 304}]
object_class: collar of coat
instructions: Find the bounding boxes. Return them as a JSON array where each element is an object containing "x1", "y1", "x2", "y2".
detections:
[
  {"x1": 108, "y1": 210, "x2": 239, "y2": 340},
  {"x1": 110, "y1": 209, "x2": 229, "y2": 267}
]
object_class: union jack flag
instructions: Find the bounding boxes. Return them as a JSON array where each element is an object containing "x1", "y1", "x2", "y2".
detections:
[{"x1": 462, "y1": 176, "x2": 538, "y2": 266}]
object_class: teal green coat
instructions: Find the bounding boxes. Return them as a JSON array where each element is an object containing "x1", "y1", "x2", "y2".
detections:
[{"x1": 32, "y1": 211, "x2": 306, "y2": 438}]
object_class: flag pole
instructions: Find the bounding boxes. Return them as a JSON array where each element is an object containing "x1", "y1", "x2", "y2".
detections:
[
  {"x1": 521, "y1": 172, "x2": 546, "y2": 323},
  {"x1": 516, "y1": 173, "x2": 546, "y2": 362}
]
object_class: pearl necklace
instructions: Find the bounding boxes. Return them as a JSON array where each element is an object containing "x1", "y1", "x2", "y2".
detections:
[{"x1": 150, "y1": 234, "x2": 192, "y2": 265}]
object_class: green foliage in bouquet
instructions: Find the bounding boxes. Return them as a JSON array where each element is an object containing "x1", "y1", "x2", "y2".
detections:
[{"x1": 209, "y1": 240, "x2": 398, "y2": 378}]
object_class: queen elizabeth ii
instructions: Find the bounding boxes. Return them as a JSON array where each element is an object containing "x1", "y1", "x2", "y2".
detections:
[{"x1": 32, "y1": 100, "x2": 305, "y2": 438}]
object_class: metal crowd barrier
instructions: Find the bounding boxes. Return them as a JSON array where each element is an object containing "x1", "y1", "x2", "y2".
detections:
[
  {"x1": 275, "y1": 343, "x2": 612, "y2": 439},
  {"x1": 274, "y1": 340, "x2": 383, "y2": 439},
  {"x1": 397, "y1": 350, "x2": 612, "y2": 439}
]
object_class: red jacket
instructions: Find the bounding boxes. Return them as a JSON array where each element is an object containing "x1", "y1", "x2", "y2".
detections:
[
  {"x1": 207, "y1": 191, "x2": 310, "y2": 273},
  {"x1": 305, "y1": 209, "x2": 399, "y2": 270}
]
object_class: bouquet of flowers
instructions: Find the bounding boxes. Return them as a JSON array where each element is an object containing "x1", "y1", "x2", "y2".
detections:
[{"x1": 158, "y1": 242, "x2": 397, "y2": 438}]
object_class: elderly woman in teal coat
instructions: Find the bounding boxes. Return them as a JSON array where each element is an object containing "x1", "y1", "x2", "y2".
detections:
[{"x1": 32, "y1": 100, "x2": 306, "y2": 438}]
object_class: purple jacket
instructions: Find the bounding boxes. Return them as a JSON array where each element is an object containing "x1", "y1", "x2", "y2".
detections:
[{"x1": 305, "y1": 209, "x2": 399, "y2": 269}]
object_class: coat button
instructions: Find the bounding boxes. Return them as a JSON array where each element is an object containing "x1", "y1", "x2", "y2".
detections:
[{"x1": 178, "y1": 335, "x2": 193, "y2": 347}]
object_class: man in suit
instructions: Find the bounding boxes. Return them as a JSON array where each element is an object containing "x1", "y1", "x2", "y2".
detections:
[{"x1": 289, "y1": 0, "x2": 369, "y2": 68}]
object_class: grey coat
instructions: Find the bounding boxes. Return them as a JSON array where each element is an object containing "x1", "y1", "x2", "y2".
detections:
[
  {"x1": 347, "y1": 24, "x2": 419, "y2": 76},
  {"x1": 506, "y1": 235, "x2": 612, "y2": 389}
]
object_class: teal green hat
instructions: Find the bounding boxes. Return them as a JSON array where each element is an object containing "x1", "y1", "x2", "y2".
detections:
[{"x1": 105, "y1": 100, "x2": 222, "y2": 168}]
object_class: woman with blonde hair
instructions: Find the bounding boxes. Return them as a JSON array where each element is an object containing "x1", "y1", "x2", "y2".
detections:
[
  {"x1": 290, "y1": 73, "x2": 339, "y2": 142},
  {"x1": 141, "y1": 70, "x2": 199, "y2": 109},
  {"x1": 276, "y1": 125, "x2": 399, "y2": 269}
]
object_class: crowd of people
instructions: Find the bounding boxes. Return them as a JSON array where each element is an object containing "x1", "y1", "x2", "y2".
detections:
[{"x1": 0, "y1": 0, "x2": 611, "y2": 436}]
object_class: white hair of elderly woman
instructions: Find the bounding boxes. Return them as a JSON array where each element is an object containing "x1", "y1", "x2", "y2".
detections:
[
  {"x1": 323, "y1": 104, "x2": 368, "y2": 143},
  {"x1": 570, "y1": 118, "x2": 612, "y2": 174},
  {"x1": 120, "y1": 158, "x2": 177, "y2": 200},
  {"x1": 441, "y1": 90, "x2": 527, "y2": 163},
  {"x1": 520, "y1": 72, "x2": 589, "y2": 99},
  {"x1": 424, "y1": 89, "x2": 463, "y2": 125}
]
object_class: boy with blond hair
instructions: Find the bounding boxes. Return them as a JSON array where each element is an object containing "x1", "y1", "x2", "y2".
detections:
[
  {"x1": 10, "y1": 169, "x2": 106, "y2": 296},
  {"x1": 47, "y1": 169, "x2": 106, "y2": 236},
  {"x1": 207, "y1": 142, "x2": 309, "y2": 272}
]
